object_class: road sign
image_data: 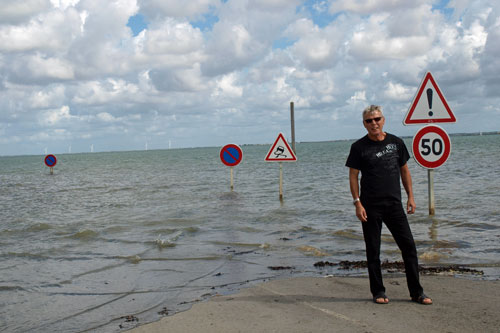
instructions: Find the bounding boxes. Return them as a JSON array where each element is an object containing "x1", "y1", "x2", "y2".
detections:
[
  {"x1": 220, "y1": 144, "x2": 243, "y2": 167},
  {"x1": 412, "y1": 125, "x2": 451, "y2": 169},
  {"x1": 265, "y1": 133, "x2": 297, "y2": 162},
  {"x1": 404, "y1": 72, "x2": 456, "y2": 125},
  {"x1": 44, "y1": 154, "x2": 57, "y2": 167}
]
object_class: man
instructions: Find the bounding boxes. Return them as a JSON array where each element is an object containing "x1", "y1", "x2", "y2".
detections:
[{"x1": 345, "y1": 105, "x2": 432, "y2": 305}]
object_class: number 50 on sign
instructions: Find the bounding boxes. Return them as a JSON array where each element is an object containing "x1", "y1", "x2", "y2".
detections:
[{"x1": 412, "y1": 125, "x2": 451, "y2": 169}]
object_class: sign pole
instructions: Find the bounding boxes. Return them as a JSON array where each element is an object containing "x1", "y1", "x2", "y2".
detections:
[
  {"x1": 428, "y1": 169, "x2": 435, "y2": 215},
  {"x1": 230, "y1": 167, "x2": 234, "y2": 191},
  {"x1": 290, "y1": 102, "x2": 296, "y2": 154},
  {"x1": 279, "y1": 162, "x2": 283, "y2": 201},
  {"x1": 50, "y1": 167, "x2": 54, "y2": 175}
]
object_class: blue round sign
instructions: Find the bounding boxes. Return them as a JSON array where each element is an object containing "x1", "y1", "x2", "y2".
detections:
[
  {"x1": 44, "y1": 154, "x2": 57, "y2": 167},
  {"x1": 220, "y1": 144, "x2": 243, "y2": 167}
]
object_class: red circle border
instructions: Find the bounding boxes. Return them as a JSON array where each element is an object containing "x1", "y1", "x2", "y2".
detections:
[
  {"x1": 412, "y1": 125, "x2": 451, "y2": 169},
  {"x1": 44, "y1": 154, "x2": 57, "y2": 167},
  {"x1": 219, "y1": 144, "x2": 243, "y2": 167}
]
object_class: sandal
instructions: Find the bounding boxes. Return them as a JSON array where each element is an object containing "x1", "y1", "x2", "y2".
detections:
[
  {"x1": 373, "y1": 293, "x2": 389, "y2": 304},
  {"x1": 411, "y1": 294, "x2": 433, "y2": 305}
]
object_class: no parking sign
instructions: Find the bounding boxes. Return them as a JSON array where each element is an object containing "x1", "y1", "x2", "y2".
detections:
[
  {"x1": 220, "y1": 144, "x2": 243, "y2": 167},
  {"x1": 219, "y1": 144, "x2": 242, "y2": 191},
  {"x1": 44, "y1": 154, "x2": 57, "y2": 167},
  {"x1": 44, "y1": 154, "x2": 57, "y2": 175}
]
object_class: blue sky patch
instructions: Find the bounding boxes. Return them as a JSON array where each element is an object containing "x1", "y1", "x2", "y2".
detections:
[
  {"x1": 273, "y1": 37, "x2": 296, "y2": 50},
  {"x1": 299, "y1": 0, "x2": 339, "y2": 28},
  {"x1": 432, "y1": 0, "x2": 453, "y2": 19},
  {"x1": 190, "y1": 11, "x2": 219, "y2": 31},
  {"x1": 127, "y1": 13, "x2": 148, "y2": 36}
]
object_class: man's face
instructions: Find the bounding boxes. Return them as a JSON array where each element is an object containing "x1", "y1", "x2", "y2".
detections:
[{"x1": 363, "y1": 111, "x2": 385, "y2": 137}]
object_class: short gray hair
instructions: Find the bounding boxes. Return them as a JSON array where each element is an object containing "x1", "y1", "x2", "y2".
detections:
[{"x1": 362, "y1": 105, "x2": 384, "y2": 118}]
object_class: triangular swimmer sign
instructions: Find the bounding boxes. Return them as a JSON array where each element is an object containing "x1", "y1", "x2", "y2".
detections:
[
  {"x1": 265, "y1": 133, "x2": 297, "y2": 162},
  {"x1": 404, "y1": 72, "x2": 456, "y2": 125}
]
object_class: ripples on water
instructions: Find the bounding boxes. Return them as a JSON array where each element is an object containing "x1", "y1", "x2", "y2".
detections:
[{"x1": 0, "y1": 135, "x2": 499, "y2": 332}]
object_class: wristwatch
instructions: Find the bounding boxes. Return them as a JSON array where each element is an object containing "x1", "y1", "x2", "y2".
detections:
[{"x1": 353, "y1": 198, "x2": 360, "y2": 205}]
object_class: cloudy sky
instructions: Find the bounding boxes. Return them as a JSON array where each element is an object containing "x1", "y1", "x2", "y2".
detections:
[{"x1": 1, "y1": 0, "x2": 499, "y2": 156}]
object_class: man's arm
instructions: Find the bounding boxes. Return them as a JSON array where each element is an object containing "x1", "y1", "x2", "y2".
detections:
[
  {"x1": 400, "y1": 163, "x2": 416, "y2": 214},
  {"x1": 349, "y1": 167, "x2": 367, "y2": 222}
]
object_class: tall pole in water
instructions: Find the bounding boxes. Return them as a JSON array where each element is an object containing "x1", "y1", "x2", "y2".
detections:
[
  {"x1": 428, "y1": 169, "x2": 435, "y2": 215},
  {"x1": 290, "y1": 102, "x2": 296, "y2": 154},
  {"x1": 279, "y1": 162, "x2": 283, "y2": 202},
  {"x1": 230, "y1": 167, "x2": 234, "y2": 191}
]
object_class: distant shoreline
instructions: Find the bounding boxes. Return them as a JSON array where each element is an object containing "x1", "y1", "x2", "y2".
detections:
[
  {"x1": 299, "y1": 130, "x2": 500, "y2": 144},
  {"x1": 1, "y1": 131, "x2": 498, "y2": 158},
  {"x1": 402, "y1": 130, "x2": 500, "y2": 139}
]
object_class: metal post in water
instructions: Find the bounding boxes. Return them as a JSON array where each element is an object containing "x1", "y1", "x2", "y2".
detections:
[
  {"x1": 230, "y1": 167, "x2": 234, "y2": 191},
  {"x1": 290, "y1": 102, "x2": 296, "y2": 154},
  {"x1": 50, "y1": 167, "x2": 54, "y2": 175},
  {"x1": 428, "y1": 169, "x2": 435, "y2": 215},
  {"x1": 279, "y1": 162, "x2": 283, "y2": 201}
]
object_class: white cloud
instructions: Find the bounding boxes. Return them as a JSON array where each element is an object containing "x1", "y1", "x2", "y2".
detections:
[
  {"x1": 213, "y1": 73, "x2": 243, "y2": 98},
  {"x1": 0, "y1": 8, "x2": 82, "y2": 53},
  {"x1": 50, "y1": 0, "x2": 80, "y2": 10},
  {"x1": 27, "y1": 54, "x2": 75, "y2": 80},
  {"x1": 39, "y1": 105, "x2": 72, "y2": 126},
  {"x1": 149, "y1": 66, "x2": 206, "y2": 92},
  {"x1": 295, "y1": 35, "x2": 340, "y2": 70},
  {"x1": 140, "y1": 19, "x2": 204, "y2": 56},
  {"x1": 139, "y1": 0, "x2": 219, "y2": 19},
  {"x1": 248, "y1": 0, "x2": 301, "y2": 11},
  {"x1": 0, "y1": 0, "x2": 52, "y2": 24},
  {"x1": 348, "y1": 11, "x2": 435, "y2": 61},
  {"x1": 1, "y1": 0, "x2": 500, "y2": 155},
  {"x1": 329, "y1": 0, "x2": 428, "y2": 15},
  {"x1": 200, "y1": 0, "x2": 298, "y2": 76},
  {"x1": 97, "y1": 112, "x2": 116, "y2": 122},
  {"x1": 72, "y1": 79, "x2": 139, "y2": 105},
  {"x1": 29, "y1": 85, "x2": 66, "y2": 108},
  {"x1": 383, "y1": 81, "x2": 412, "y2": 101},
  {"x1": 481, "y1": 13, "x2": 500, "y2": 92},
  {"x1": 201, "y1": 20, "x2": 267, "y2": 76}
]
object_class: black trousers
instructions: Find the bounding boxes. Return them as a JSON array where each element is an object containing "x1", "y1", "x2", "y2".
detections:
[{"x1": 361, "y1": 203, "x2": 423, "y2": 298}]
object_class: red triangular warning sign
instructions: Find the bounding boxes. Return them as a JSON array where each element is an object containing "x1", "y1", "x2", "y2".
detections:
[
  {"x1": 265, "y1": 133, "x2": 297, "y2": 162},
  {"x1": 404, "y1": 72, "x2": 456, "y2": 125}
]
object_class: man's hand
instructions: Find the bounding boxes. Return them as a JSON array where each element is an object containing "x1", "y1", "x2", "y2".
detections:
[
  {"x1": 349, "y1": 168, "x2": 368, "y2": 222},
  {"x1": 355, "y1": 202, "x2": 368, "y2": 222},
  {"x1": 400, "y1": 164, "x2": 416, "y2": 214},
  {"x1": 407, "y1": 197, "x2": 416, "y2": 214}
]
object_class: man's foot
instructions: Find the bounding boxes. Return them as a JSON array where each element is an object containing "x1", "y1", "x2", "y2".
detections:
[
  {"x1": 411, "y1": 294, "x2": 432, "y2": 305},
  {"x1": 373, "y1": 293, "x2": 389, "y2": 304}
]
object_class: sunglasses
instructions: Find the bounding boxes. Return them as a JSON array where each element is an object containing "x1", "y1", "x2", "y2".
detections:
[{"x1": 364, "y1": 117, "x2": 382, "y2": 124}]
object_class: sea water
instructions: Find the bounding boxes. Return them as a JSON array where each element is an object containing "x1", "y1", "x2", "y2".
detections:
[{"x1": 1, "y1": 135, "x2": 499, "y2": 332}]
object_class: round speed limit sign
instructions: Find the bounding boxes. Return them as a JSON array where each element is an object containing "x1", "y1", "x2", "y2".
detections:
[{"x1": 412, "y1": 125, "x2": 451, "y2": 169}]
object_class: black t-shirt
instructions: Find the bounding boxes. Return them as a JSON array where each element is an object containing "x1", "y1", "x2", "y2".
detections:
[{"x1": 345, "y1": 133, "x2": 410, "y2": 205}]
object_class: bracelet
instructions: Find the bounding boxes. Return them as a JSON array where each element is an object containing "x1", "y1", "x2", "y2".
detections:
[{"x1": 353, "y1": 198, "x2": 360, "y2": 205}]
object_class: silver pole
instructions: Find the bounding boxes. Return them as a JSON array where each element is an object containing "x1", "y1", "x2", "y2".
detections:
[
  {"x1": 230, "y1": 167, "x2": 234, "y2": 191},
  {"x1": 290, "y1": 102, "x2": 296, "y2": 154},
  {"x1": 279, "y1": 162, "x2": 283, "y2": 201},
  {"x1": 428, "y1": 169, "x2": 435, "y2": 215}
]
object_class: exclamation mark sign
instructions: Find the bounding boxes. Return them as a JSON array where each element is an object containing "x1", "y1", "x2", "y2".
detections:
[{"x1": 427, "y1": 88, "x2": 433, "y2": 116}]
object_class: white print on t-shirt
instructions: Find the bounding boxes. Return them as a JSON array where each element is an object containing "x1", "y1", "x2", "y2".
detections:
[{"x1": 375, "y1": 143, "x2": 397, "y2": 158}]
